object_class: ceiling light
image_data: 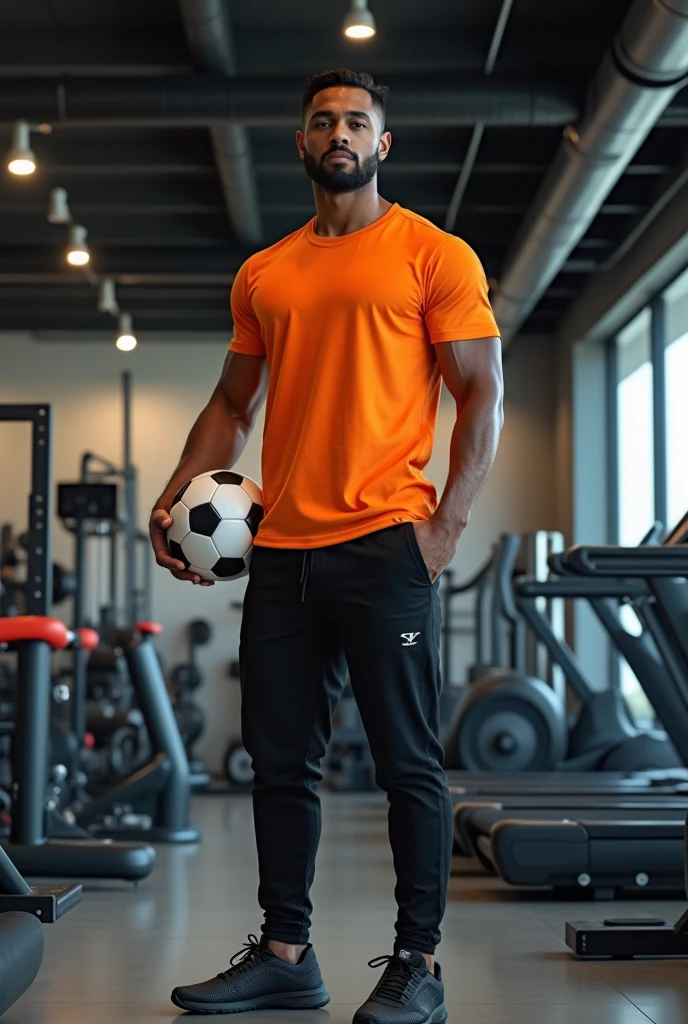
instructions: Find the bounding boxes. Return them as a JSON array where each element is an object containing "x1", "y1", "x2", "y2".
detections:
[
  {"x1": 66, "y1": 224, "x2": 90, "y2": 266},
  {"x1": 48, "y1": 187, "x2": 70, "y2": 224},
  {"x1": 7, "y1": 120, "x2": 36, "y2": 176},
  {"x1": 116, "y1": 313, "x2": 137, "y2": 352},
  {"x1": 98, "y1": 278, "x2": 118, "y2": 314},
  {"x1": 343, "y1": 0, "x2": 376, "y2": 39}
]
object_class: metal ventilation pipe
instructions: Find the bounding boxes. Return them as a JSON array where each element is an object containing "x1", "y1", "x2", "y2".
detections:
[
  {"x1": 492, "y1": 0, "x2": 688, "y2": 344},
  {"x1": 178, "y1": 0, "x2": 263, "y2": 245}
]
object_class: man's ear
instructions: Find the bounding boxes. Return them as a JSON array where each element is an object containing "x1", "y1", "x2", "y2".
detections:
[{"x1": 378, "y1": 131, "x2": 392, "y2": 162}]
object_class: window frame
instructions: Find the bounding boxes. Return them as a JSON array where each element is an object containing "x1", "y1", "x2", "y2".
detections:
[{"x1": 606, "y1": 286, "x2": 679, "y2": 543}]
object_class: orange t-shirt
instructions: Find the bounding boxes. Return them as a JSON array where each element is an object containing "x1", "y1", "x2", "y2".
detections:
[{"x1": 229, "y1": 203, "x2": 499, "y2": 549}]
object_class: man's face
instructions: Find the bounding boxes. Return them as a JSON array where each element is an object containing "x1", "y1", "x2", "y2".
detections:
[{"x1": 297, "y1": 86, "x2": 391, "y2": 193}]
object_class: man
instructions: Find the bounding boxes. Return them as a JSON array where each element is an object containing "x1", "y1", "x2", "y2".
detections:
[{"x1": 150, "y1": 68, "x2": 503, "y2": 1024}]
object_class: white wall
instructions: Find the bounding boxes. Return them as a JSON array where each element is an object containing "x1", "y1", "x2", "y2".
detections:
[
  {"x1": 0, "y1": 330, "x2": 560, "y2": 771},
  {"x1": 434, "y1": 332, "x2": 560, "y2": 682}
]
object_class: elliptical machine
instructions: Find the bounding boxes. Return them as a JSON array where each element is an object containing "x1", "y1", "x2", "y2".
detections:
[{"x1": 444, "y1": 528, "x2": 682, "y2": 773}]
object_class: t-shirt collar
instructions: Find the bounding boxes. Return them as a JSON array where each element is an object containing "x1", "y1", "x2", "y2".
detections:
[{"x1": 306, "y1": 202, "x2": 400, "y2": 247}]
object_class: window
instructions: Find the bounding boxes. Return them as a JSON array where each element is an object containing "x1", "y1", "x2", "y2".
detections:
[
  {"x1": 664, "y1": 266, "x2": 688, "y2": 532},
  {"x1": 614, "y1": 308, "x2": 655, "y2": 723},
  {"x1": 616, "y1": 308, "x2": 654, "y2": 546},
  {"x1": 607, "y1": 270, "x2": 688, "y2": 726}
]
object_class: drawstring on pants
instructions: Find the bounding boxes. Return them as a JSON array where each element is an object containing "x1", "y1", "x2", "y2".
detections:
[{"x1": 300, "y1": 550, "x2": 313, "y2": 603}]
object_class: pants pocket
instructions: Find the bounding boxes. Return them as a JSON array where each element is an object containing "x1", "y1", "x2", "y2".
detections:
[{"x1": 404, "y1": 522, "x2": 432, "y2": 586}]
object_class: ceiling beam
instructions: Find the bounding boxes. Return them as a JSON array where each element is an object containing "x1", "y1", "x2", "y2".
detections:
[
  {"x1": 0, "y1": 303, "x2": 230, "y2": 319},
  {"x1": 0, "y1": 73, "x2": 583, "y2": 128},
  {"x1": 0, "y1": 27, "x2": 609, "y2": 77},
  {"x1": 0, "y1": 212, "x2": 235, "y2": 245},
  {"x1": 0, "y1": 285, "x2": 228, "y2": 299},
  {"x1": 0, "y1": 247, "x2": 248, "y2": 274},
  {"x1": 0, "y1": 319, "x2": 232, "y2": 334},
  {"x1": 0, "y1": 272, "x2": 235, "y2": 285},
  {"x1": 0, "y1": 29, "x2": 190, "y2": 76},
  {"x1": 21, "y1": 160, "x2": 668, "y2": 179},
  {"x1": 1, "y1": 175, "x2": 225, "y2": 207},
  {"x1": 0, "y1": 201, "x2": 644, "y2": 242}
]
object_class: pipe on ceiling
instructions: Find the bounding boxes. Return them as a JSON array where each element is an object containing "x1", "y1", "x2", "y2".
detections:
[
  {"x1": 178, "y1": 0, "x2": 262, "y2": 245},
  {"x1": 492, "y1": 0, "x2": 688, "y2": 344}
]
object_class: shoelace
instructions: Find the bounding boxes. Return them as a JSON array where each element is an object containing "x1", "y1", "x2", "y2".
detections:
[
  {"x1": 368, "y1": 955, "x2": 416, "y2": 1002},
  {"x1": 218, "y1": 934, "x2": 273, "y2": 979}
]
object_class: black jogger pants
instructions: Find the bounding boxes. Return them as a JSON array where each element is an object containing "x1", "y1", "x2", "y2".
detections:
[{"x1": 239, "y1": 521, "x2": 454, "y2": 955}]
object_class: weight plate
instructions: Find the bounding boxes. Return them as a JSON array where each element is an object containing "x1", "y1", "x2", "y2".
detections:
[
  {"x1": 473, "y1": 709, "x2": 539, "y2": 771},
  {"x1": 450, "y1": 671, "x2": 567, "y2": 772},
  {"x1": 225, "y1": 743, "x2": 254, "y2": 786}
]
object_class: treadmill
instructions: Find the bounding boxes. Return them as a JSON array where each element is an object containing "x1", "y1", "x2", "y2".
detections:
[
  {"x1": 444, "y1": 521, "x2": 688, "y2": 801},
  {"x1": 451, "y1": 562, "x2": 688, "y2": 854},
  {"x1": 566, "y1": 812, "x2": 688, "y2": 958},
  {"x1": 467, "y1": 530, "x2": 688, "y2": 896},
  {"x1": 456, "y1": 798, "x2": 688, "y2": 861}
]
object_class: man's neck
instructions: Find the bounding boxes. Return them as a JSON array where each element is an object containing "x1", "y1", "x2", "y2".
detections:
[{"x1": 312, "y1": 186, "x2": 392, "y2": 238}]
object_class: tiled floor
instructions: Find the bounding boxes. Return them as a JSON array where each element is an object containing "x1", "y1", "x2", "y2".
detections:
[{"x1": 7, "y1": 793, "x2": 688, "y2": 1023}]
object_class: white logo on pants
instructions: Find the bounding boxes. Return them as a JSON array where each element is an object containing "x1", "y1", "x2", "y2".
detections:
[{"x1": 401, "y1": 632, "x2": 420, "y2": 646}]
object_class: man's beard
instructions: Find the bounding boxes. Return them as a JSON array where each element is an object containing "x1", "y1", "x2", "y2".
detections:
[{"x1": 303, "y1": 147, "x2": 380, "y2": 193}]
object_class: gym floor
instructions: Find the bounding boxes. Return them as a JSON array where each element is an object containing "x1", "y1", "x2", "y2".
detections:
[{"x1": 6, "y1": 794, "x2": 687, "y2": 1024}]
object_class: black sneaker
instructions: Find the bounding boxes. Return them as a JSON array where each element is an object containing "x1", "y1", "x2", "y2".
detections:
[
  {"x1": 171, "y1": 933, "x2": 330, "y2": 1015},
  {"x1": 353, "y1": 949, "x2": 447, "y2": 1024}
]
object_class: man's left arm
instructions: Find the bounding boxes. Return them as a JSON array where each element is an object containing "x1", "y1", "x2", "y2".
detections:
[{"x1": 414, "y1": 336, "x2": 504, "y2": 582}]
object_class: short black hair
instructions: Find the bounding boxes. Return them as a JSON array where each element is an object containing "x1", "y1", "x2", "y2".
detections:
[{"x1": 302, "y1": 69, "x2": 389, "y2": 129}]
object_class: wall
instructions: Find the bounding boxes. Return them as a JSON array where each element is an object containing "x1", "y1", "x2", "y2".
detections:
[
  {"x1": 554, "y1": 334, "x2": 574, "y2": 546},
  {"x1": 0, "y1": 330, "x2": 561, "y2": 771}
]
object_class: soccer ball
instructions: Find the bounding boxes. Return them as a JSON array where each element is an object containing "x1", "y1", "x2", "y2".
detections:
[{"x1": 167, "y1": 470, "x2": 264, "y2": 581}]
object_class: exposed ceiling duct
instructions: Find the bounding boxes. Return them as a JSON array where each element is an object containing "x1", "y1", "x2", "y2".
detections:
[
  {"x1": 178, "y1": 0, "x2": 262, "y2": 246},
  {"x1": 0, "y1": 73, "x2": 584, "y2": 127},
  {"x1": 492, "y1": 0, "x2": 688, "y2": 345}
]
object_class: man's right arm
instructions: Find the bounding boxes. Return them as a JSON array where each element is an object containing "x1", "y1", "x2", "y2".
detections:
[{"x1": 150, "y1": 350, "x2": 268, "y2": 584}]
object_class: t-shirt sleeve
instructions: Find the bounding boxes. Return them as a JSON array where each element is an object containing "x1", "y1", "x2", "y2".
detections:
[
  {"x1": 229, "y1": 260, "x2": 266, "y2": 355},
  {"x1": 423, "y1": 236, "x2": 500, "y2": 344}
]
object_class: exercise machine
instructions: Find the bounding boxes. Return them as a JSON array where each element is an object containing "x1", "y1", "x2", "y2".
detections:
[
  {"x1": 0, "y1": 402, "x2": 156, "y2": 881},
  {"x1": 445, "y1": 525, "x2": 680, "y2": 773},
  {"x1": 455, "y1": 522, "x2": 688, "y2": 896},
  {"x1": 170, "y1": 618, "x2": 212, "y2": 790},
  {"x1": 0, "y1": 837, "x2": 80, "y2": 1016},
  {"x1": 566, "y1": 812, "x2": 688, "y2": 958},
  {"x1": 51, "y1": 376, "x2": 200, "y2": 842},
  {"x1": 71, "y1": 622, "x2": 201, "y2": 843}
]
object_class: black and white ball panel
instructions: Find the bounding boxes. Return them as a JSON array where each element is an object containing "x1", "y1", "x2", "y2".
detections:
[
  {"x1": 179, "y1": 475, "x2": 218, "y2": 509},
  {"x1": 167, "y1": 469, "x2": 264, "y2": 582},
  {"x1": 181, "y1": 532, "x2": 221, "y2": 571},
  {"x1": 189, "y1": 503, "x2": 221, "y2": 537}
]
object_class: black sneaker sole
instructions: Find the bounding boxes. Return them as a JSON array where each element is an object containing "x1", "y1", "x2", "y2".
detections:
[
  {"x1": 171, "y1": 984, "x2": 330, "y2": 1015},
  {"x1": 355, "y1": 1002, "x2": 447, "y2": 1024}
]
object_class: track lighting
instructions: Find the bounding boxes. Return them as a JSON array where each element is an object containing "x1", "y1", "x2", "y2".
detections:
[
  {"x1": 343, "y1": 0, "x2": 376, "y2": 39},
  {"x1": 48, "y1": 187, "x2": 70, "y2": 224},
  {"x1": 98, "y1": 278, "x2": 118, "y2": 314},
  {"x1": 7, "y1": 120, "x2": 36, "y2": 176},
  {"x1": 66, "y1": 224, "x2": 90, "y2": 267},
  {"x1": 116, "y1": 313, "x2": 137, "y2": 352}
]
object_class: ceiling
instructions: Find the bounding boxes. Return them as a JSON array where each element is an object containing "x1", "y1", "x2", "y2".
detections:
[{"x1": 0, "y1": 0, "x2": 686, "y2": 340}]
